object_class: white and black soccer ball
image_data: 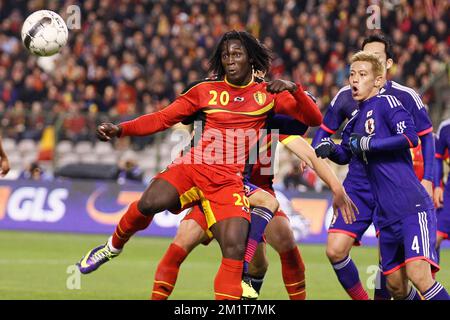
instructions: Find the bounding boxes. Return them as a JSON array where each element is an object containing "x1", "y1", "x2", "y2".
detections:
[{"x1": 21, "y1": 10, "x2": 68, "y2": 57}]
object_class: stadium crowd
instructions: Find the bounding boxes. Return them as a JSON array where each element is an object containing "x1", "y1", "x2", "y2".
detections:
[{"x1": 0, "y1": 0, "x2": 448, "y2": 160}]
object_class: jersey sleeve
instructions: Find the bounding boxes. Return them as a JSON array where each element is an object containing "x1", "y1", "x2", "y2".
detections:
[
  {"x1": 320, "y1": 88, "x2": 351, "y2": 134},
  {"x1": 119, "y1": 84, "x2": 200, "y2": 137},
  {"x1": 397, "y1": 90, "x2": 433, "y2": 136},
  {"x1": 267, "y1": 114, "x2": 308, "y2": 136},
  {"x1": 326, "y1": 114, "x2": 355, "y2": 165},
  {"x1": 436, "y1": 124, "x2": 450, "y2": 157},
  {"x1": 381, "y1": 96, "x2": 418, "y2": 147},
  {"x1": 273, "y1": 84, "x2": 322, "y2": 126}
]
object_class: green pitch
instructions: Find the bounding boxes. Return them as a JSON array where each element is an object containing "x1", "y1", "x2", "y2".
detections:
[{"x1": 0, "y1": 230, "x2": 449, "y2": 299}]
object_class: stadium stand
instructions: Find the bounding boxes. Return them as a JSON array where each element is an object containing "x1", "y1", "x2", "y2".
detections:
[{"x1": 0, "y1": 0, "x2": 448, "y2": 184}]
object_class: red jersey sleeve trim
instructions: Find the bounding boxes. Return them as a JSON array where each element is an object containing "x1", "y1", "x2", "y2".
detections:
[
  {"x1": 417, "y1": 127, "x2": 433, "y2": 136},
  {"x1": 320, "y1": 124, "x2": 336, "y2": 134},
  {"x1": 403, "y1": 134, "x2": 414, "y2": 148},
  {"x1": 435, "y1": 153, "x2": 444, "y2": 159}
]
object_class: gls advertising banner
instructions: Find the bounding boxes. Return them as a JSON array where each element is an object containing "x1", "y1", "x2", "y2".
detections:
[{"x1": 0, "y1": 179, "x2": 381, "y2": 245}]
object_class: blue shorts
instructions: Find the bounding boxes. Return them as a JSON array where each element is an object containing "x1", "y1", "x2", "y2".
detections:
[
  {"x1": 328, "y1": 181, "x2": 377, "y2": 245},
  {"x1": 379, "y1": 209, "x2": 440, "y2": 275},
  {"x1": 437, "y1": 187, "x2": 450, "y2": 239},
  {"x1": 244, "y1": 180, "x2": 261, "y2": 197}
]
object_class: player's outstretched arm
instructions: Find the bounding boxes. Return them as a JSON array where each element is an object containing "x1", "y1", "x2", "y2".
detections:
[
  {"x1": 282, "y1": 136, "x2": 357, "y2": 224},
  {"x1": 96, "y1": 95, "x2": 199, "y2": 141},
  {"x1": 0, "y1": 138, "x2": 10, "y2": 177},
  {"x1": 269, "y1": 79, "x2": 323, "y2": 126}
]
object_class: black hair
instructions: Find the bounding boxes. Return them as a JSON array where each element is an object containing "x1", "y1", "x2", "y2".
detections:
[
  {"x1": 208, "y1": 30, "x2": 272, "y2": 78},
  {"x1": 361, "y1": 34, "x2": 394, "y2": 60}
]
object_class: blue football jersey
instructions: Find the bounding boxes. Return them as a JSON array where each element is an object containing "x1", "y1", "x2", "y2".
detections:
[
  {"x1": 317, "y1": 80, "x2": 433, "y2": 184},
  {"x1": 342, "y1": 94, "x2": 434, "y2": 228}
]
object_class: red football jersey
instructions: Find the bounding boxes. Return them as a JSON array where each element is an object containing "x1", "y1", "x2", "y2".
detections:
[{"x1": 119, "y1": 77, "x2": 321, "y2": 175}]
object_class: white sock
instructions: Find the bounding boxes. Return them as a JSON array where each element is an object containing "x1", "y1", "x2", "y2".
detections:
[{"x1": 107, "y1": 236, "x2": 122, "y2": 253}]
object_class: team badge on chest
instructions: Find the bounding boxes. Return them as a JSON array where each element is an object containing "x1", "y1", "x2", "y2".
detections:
[
  {"x1": 365, "y1": 118, "x2": 375, "y2": 134},
  {"x1": 253, "y1": 91, "x2": 266, "y2": 106}
]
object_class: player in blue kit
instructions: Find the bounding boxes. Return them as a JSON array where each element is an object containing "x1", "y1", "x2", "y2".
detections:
[
  {"x1": 327, "y1": 51, "x2": 448, "y2": 300},
  {"x1": 313, "y1": 34, "x2": 435, "y2": 300},
  {"x1": 433, "y1": 119, "x2": 450, "y2": 262}
]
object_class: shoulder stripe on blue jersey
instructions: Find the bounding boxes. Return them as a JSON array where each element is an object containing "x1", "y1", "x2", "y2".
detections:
[
  {"x1": 380, "y1": 94, "x2": 402, "y2": 108},
  {"x1": 330, "y1": 85, "x2": 350, "y2": 107},
  {"x1": 391, "y1": 81, "x2": 425, "y2": 109},
  {"x1": 437, "y1": 118, "x2": 450, "y2": 138},
  {"x1": 379, "y1": 95, "x2": 394, "y2": 108}
]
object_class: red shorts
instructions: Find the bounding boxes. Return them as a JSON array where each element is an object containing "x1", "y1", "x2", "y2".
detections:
[
  {"x1": 182, "y1": 204, "x2": 289, "y2": 245},
  {"x1": 156, "y1": 163, "x2": 250, "y2": 228},
  {"x1": 183, "y1": 205, "x2": 214, "y2": 244}
]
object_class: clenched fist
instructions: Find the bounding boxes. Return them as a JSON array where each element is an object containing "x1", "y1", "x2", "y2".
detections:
[{"x1": 96, "y1": 123, "x2": 121, "y2": 141}]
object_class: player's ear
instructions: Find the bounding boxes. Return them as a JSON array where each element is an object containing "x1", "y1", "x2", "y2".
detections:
[
  {"x1": 386, "y1": 58, "x2": 393, "y2": 70},
  {"x1": 374, "y1": 75, "x2": 383, "y2": 88}
]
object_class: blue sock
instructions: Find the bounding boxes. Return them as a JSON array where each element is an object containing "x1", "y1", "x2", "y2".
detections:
[
  {"x1": 250, "y1": 276, "x2": 265, "y2": 294},
  {"x1": 374, "y1": 267, "x2": 392, "y2": 300},
  {"x1": 332, "y1": 255, "x2": 369, "y2": 300},
  {"x1": 404, "y1": 287, "x2": 422, "y2": 300},
  {"x1": 422, "y1": 281, "x2": 450, "y2": 300},
  {"x1": 243, "y1": 206, "x2": 273, "y2": 275}
]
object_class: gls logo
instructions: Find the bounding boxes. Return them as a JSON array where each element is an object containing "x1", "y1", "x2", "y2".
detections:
[{"x1": 7, "y1": 187, "x2": 68, "y2": 222}]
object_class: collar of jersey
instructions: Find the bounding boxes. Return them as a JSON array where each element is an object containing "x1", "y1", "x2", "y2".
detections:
[
  {"x1": 360, "y1": 94, "x2": 379, "y2": 107},
  {"x1": 224, "y1": 75, "x2": 254, "y2": 88}
]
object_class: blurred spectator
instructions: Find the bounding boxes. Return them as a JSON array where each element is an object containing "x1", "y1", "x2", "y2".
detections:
[
  {"x1": 118, "y1": 159, "x2": 143, "y2": 183},
  {"x1": 19, "y1": 161, "x2": 52, "y2": 181},
  {"x1": 0, "y1": 1, "x2": 445, "y2": 143}
]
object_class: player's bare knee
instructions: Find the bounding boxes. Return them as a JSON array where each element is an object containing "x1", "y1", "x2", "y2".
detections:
[
  {"x1": 222, "y1": 242, "x2": 246, "y2": 260},
  {"x1": 137, "y1": 197, "x2": 157, "y2": 216},
  {"x1": 387, "y1": 282, "x2": 409, "y2": 300},
  {"x1": 173, "y1": 232, "x2": 203, "y2": 253},
  {"x1": 325, "y1": 244, "x2": 348, "y2": 263},
  {"x1": 406, "y1": 267, "x2": 433, "y2": 292},
  {"x1": 259, "y1": 196, "x2": 279, "y2": 213},
  {"x1": 273, "y1": 232, "x2": 296, "y2": 253},
  {"x1": 250, "y1": 192, "x2": 279, "y2": 213}
]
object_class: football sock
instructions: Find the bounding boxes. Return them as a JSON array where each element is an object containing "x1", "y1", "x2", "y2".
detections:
[
  {"x1": 214, "y1": 258, "x2": 243, "y2": 300},
  {"x1": 250, "y1": 275, "x2": 265, "y2": 294},
  {"x1": 332, "y1": 255, "x2": 369, "y2": 300},
  {"x1": 111, "y1": 201, "x2": 153, "y2": 249},
  {"x1": 243, "y1": 207, "x2": 273, "y2": 275},
  {"x1": 374, "y1": 267, "x2": 391, "y2": 300},
  {"x1": 151, "y1": 243, "x2": 188, "y2": 300},
  {"x1": 404, "y1": 286, "x2": 422, "y2": 300},
  {"x1": 422, "y1": 281, "x2": 450, "y2": 300},
  {"x1": 279, "y1": 247, "x2": 306, "y2": 300}
]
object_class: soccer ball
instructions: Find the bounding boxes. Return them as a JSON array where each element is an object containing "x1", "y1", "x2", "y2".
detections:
[{"x1": 21, "y1": 10, "x2": 68, "y2": 57}]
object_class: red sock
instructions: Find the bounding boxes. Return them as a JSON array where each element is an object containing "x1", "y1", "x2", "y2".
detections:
[
  {"x1": 111, "y1": 201, "x2": 153, "y2": 249},
  {"x1": 151, "y1": 243, "x2": 188, "y2": 300},
  {"x1": 214, "y1": 258, "x2": 243, "y2": 300},
  {"x1": 279, "y1": 247, "x2": 306, "y2": 300},
  {"x1": 347, "y1": 282, "x2": 370, "y2": 300}
]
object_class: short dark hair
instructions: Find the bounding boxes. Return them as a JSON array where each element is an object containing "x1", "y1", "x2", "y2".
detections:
[
  {"x1": 361, "y1": 34, "x2": 394, "y2": 60},
  {"x1": 208, "y1": 30, "x2": 272, "y2": 78}
]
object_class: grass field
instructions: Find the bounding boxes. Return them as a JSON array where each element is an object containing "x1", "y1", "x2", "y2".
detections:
[{"x1": 1, "y1": 230, "x2": 449, "y2": 300}]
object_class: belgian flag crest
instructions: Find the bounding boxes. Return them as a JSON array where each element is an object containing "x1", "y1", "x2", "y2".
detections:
[{"x1": 253, "y1": 91, "x2": 266, "y2": 106}]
